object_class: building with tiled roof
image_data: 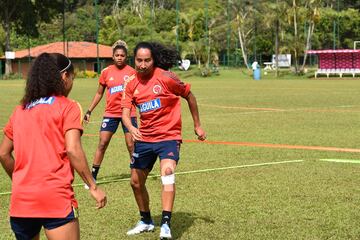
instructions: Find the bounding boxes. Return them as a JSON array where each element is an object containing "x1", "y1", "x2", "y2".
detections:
[{"x1": 1, "y1": 41, "x2": 114, "y2": 78}]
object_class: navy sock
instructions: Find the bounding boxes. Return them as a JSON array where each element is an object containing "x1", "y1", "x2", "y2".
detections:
[
  {"x1": 140, "y1": 211, "x2": 152, "y2": 224},
  {"x1": 161, "y1": 211, "x2": 172, "y2": 226},
  {"x1": 91, "y1": 165, "x2": 100, "y2": 180}
]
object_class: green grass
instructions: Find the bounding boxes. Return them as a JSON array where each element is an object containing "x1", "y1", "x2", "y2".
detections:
[{"x1": 1, "y1": 69, "x2": 360, "y2": 239}]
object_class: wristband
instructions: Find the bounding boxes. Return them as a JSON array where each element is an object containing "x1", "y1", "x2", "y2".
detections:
[{"x1": 86, "y1": 110, "x2": 92, "y2": 115}]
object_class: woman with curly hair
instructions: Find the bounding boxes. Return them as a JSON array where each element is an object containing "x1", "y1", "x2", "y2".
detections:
[
  {"x1": 122, "y1": 42, "x2": 206, "y2": 239},
  {"x1": 0, "y1": 53, "x2": 106, "y2": 240},
  {"x1": 83, "y1": 40, "x2": 137, "y2": 186}
]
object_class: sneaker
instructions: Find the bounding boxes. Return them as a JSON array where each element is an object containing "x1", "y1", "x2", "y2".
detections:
[
  {"x1": 160, "y1": 223, "x2": 172, "y2": 239},
  {"x1": 126, "y1": 220, "x2": 155, "y2": 235}
]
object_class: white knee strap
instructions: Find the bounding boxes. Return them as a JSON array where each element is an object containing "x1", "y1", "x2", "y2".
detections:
[{"x1": 161, "y1": 174, "x2": 175, "y2": 185}]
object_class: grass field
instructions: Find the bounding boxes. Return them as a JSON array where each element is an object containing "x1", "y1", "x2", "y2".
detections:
[{"x1": 1, "y1": 69, "x2": 360, "y2": 239}]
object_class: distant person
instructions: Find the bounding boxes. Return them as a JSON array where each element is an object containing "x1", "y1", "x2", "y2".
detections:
[
  {"x1": 252, "y1": 61, "x2": 259, "y2": 70},
  {"x1": 0, "y1": 53, "x2": 106, "y2": 240},
  {"x1": 122, "y1": 42, "x2": 206, "y2": 239},
  {"x1": 83, "y1": 40, "x2": 137, "y2": 187}
]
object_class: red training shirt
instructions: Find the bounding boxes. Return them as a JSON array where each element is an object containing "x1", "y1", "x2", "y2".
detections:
[
  {"x1": 3, "y1": 96, "x2": 83, "y2": 218},
  {"x1": 122, "y1": 67, "x2": 191, "y2": 142},
  {"x1": 99, "y1": 64, "x2": 136, "y2": 117}
]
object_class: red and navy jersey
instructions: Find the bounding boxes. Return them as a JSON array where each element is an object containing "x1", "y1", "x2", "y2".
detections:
[
  {"x1": 3, "y1": 96, "x2": 83, "y2": 218},
  {"x1": 122, "y1": 67, "x2": 191, "y2": 142},
  {"x1": 99, "y1": 64, "x2": 136, "y2": 117}
]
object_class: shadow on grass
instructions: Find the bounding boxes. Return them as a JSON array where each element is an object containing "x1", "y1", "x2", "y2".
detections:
[{"x1": 153, "y1": 212, "x2": 214, "y2": 239}]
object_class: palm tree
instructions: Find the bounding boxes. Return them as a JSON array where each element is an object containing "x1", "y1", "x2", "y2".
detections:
[
  {"x1": 261, "y1": 0, "x2": 289, "y2": 76},
  {"x1": 231, "y1": 0, "x2": 256, "y2": 69},
  {"x1": 301, "y1": 0, "x2": 322, "y2": 71}
]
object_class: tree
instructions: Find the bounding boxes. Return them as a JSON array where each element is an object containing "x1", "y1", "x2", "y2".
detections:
[
  {"x1": 301, "y1": 0, "x2": 322, "y2": 71},
  {"x1": 260, "y1": 0, "x2": 289, "y2": 76},
  {"x1": 0, "y1": 0, "x2": 62, "y2": 75},
  {"x1": 231, "y1": 0, "x2": 256, "y2": 69}
]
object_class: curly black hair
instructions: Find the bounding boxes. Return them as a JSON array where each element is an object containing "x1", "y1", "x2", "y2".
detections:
[
  {"x1": 133, "y1": 42, "x2": 180, "y2": 70},
  {"x1": 21, "y1": 53, "x2": 74, "y2": 108},
  {"x1": 113, "y1": 45, "x2": 128, "y2": 56}
]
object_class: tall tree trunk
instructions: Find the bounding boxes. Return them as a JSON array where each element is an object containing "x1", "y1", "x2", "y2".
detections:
[
  {"x1": 4, "y1": 6, "x2": 12, "y2": 75},
  {"x1": 275, "y1": 19, "x2": 279, "y2": 77},
  {"x1": 301, "y1": 21, "x2": 314, "y2": 71},
  {"x1": 293, "y1": 0, "x2": 299, "y2": 74},
  {"x1": 237, "y1": 26, "x2": 249, "y2": 69}
]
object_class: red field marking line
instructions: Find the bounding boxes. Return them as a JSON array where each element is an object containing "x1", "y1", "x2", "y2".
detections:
[
  {"x1": 302, "y1": 109, "x2": 360, "y2": 113},
  {"x1": 83, "y1": 134, "x2": 360, "y2": 153},
  {"x1": 199, "y1": 103, "x2": 360, "y2": 114},
  {"x1": 198, "y1": 103, "x2": 284, "y2": 111}
]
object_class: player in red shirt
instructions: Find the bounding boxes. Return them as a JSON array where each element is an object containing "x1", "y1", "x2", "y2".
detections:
[
  {"x1": 83, "y1": 40, "x2": 137, "y2": 185},
  {"x1": 122, "y1": 42, "x2": 206, "y2": 239},
  {"x1": 0, "y1": 53, "x2": 106, "y2": 240}
]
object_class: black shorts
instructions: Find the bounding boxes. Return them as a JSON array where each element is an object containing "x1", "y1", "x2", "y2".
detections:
[
  {"x1": 10, "y1": 207, "x2": 78, "y2": 240},
  {"x1": 100, "y1": 117, "x2": 137, "y2": 133},
  {"x1": 131, "y1": 140, "x2": 181, "y2": 171}
]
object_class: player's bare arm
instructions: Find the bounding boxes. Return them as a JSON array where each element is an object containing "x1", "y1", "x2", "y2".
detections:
[
  {"x1": 84, "y1": 84, "x2": 106, "y2": 123},
  {"x1": 0, "y1": 135, "x2": 15, "y2": 179},
  {"x1": 184, "y1": 91, "x2": 206, "y2": 141},
  {"x1": 65, "y1": 129, "x2": 107, "y2": 209}
]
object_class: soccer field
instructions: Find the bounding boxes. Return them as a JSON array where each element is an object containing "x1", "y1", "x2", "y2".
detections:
[{"x1": 1, "y1": 69, "x2": 360, "y2": 239}]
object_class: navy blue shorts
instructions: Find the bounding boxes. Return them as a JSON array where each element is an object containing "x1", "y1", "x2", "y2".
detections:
[
  {"x1": 10, "y1": 207, "x2": 78, "y2": 240},
  {"x1": 131, "y1": 140, "x2": 181, "y2": 171},
  {"x1": 100, "y1": 117, "x2": 137, "y2": 133}
]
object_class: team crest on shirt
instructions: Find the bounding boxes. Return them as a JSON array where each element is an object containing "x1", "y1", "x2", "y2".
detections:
[
  {"x1": 109, "y1": 77, "x2": 114, "y2": 81},
  {"x1": 124, "y1": 74, "x2": 135, "y2": 84},
  {"x1": 153, "y1": 85, "x2": 162, "y2": 94}
]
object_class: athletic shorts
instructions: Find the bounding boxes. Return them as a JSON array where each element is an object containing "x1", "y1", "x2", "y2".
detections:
[
  {"x1": 10, "y1": 207, "x2": 78, "y2": 240},
  {"x1": 130, "y1": 140, "x2": 181, "y2": 171},
  {"x1": 100, "y1": 117, "x2": 137, "y2": 133}
]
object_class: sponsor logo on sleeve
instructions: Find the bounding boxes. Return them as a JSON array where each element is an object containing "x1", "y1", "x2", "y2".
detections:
[
  {"x1": 109, "y1": 84, "x2": 124, "y2": 94},
  {"x1": 26, "y1": 97, "x2": 55, "y2": 109},
  {"x1": 138, "y1": 98, "x2": 161, "y2": 113}
]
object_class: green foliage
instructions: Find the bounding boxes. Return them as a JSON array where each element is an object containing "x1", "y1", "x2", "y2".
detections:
[
  {"x1": 66, "y1": 5, "x2": 97, "y2": 42},
  {"x1": 0, "y1": 26, "x2": 5, "y2": 55},
  {"x1": 75, "y1": 69, "x2": 97, "y2": 78},
  {"x1": 2, "y1": 0, "x2": 360, "y2": 76}
]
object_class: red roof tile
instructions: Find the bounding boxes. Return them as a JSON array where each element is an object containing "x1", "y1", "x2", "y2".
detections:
[{"x1": 1, "y1": 41, "x2": 113, "y2": 59}]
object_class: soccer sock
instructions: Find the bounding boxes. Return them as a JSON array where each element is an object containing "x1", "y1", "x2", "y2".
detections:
[
  {"x1": 91, "y1": 165, "x2": 100, "y2": 180},
  {"x1": 140, "y1": 211, "x2": 152, "y2": 224},
  {"x1": 161, "y1": 211, "x2": 172, "y2": 226}
]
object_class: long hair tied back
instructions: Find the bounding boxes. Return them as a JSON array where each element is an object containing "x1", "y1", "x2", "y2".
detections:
[
  {"x1": 134, "y1": 42, "x2": 180, "y2": 70},
  {"x1": 21, "y1": 53, "x2": 73, "y2": 108}
]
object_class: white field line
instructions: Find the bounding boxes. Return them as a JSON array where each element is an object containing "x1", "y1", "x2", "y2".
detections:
[
  {"x1": 319, "y1": 159, "x2": 360, "y2": 164},
  {"x1": 75, "y1": 160, "x2": 304, "y2": 186},
  {"x1": 0, "y1": 160, "x2": 304, "y2": 196}
]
